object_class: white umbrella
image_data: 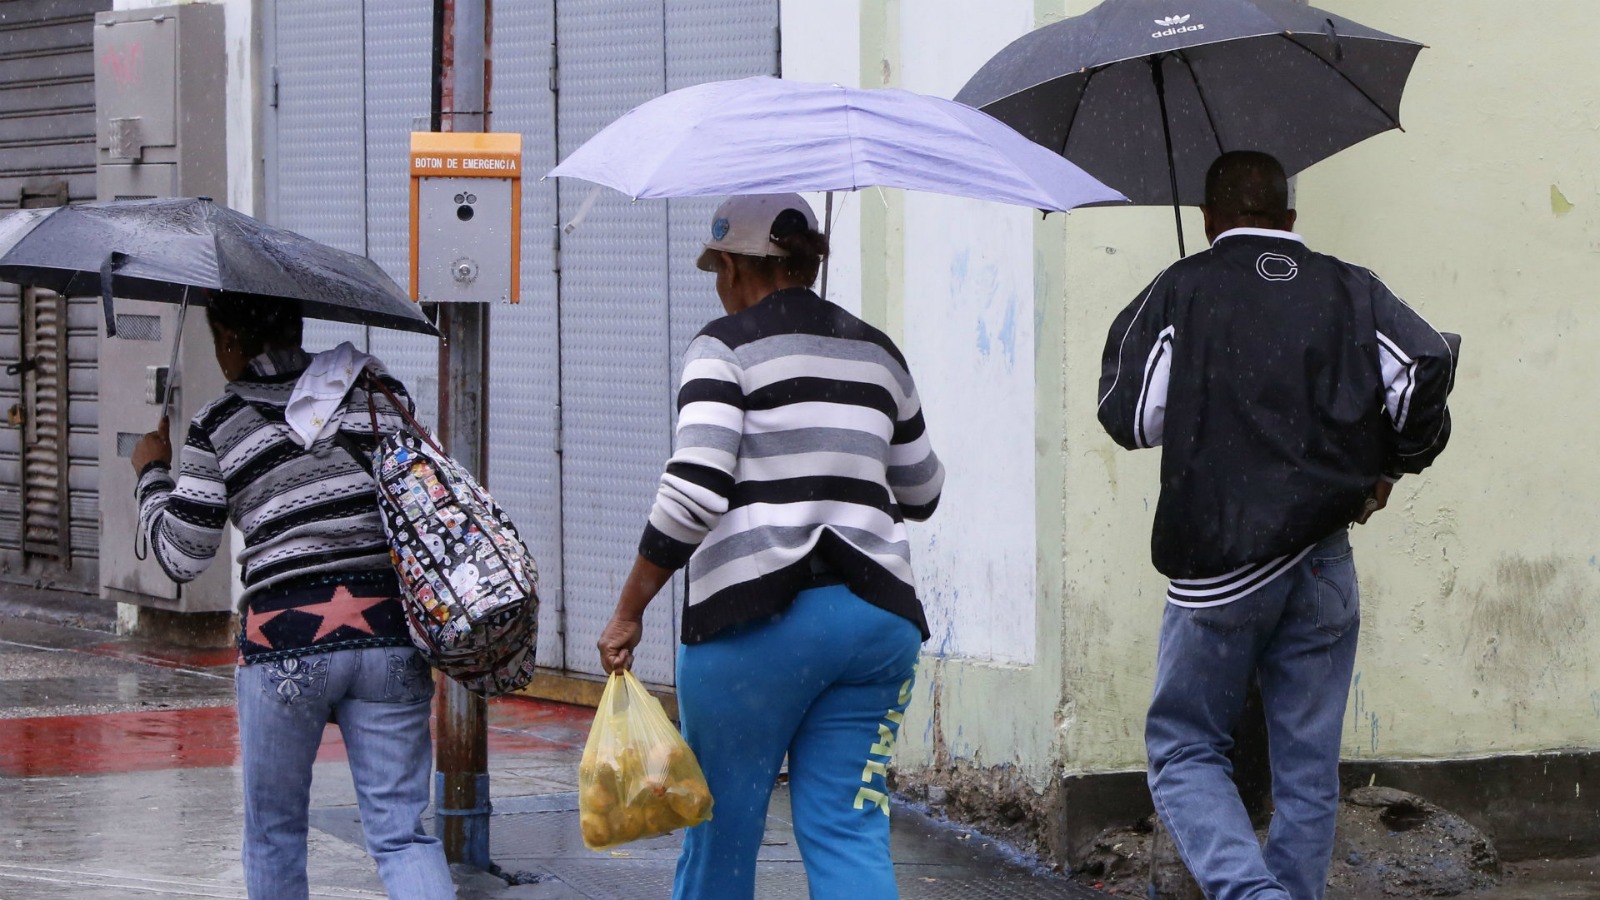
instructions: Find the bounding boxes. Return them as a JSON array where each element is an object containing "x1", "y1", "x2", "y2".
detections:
[{"x1": 548, "y1": 76, "x2": 1126, "y2": 212}]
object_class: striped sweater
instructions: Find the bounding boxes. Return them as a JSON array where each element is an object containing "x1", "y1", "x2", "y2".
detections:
[
  {"x1": 640, "y1": 288, "x2": 944, "y2": 643},
  {"x1": 137, "y1": 350, "x2": 414, "y2": 636}
]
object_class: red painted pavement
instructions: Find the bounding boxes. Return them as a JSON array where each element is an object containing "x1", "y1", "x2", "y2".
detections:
[
  {"x1": 79, "y1": 639, "x2": 240, "y2": 671},
  {"x1": 0, "y1": 697, "x2": 594, "y2": 779}
]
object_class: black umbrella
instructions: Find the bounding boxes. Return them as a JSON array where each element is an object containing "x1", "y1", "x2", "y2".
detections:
[
  {"x1": 0, "y1": 197, "x2": 438, "y2": 337},
  {"x1": 955, "y1": 0, "x2": 1423, "y2": 255}
]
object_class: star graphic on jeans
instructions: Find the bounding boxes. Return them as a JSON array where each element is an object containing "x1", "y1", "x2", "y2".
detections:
[{"x1": 300, "y1": 586, "x2": 391, "y2": 642}]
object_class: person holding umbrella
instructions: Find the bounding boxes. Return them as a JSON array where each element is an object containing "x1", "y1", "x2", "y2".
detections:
[
  {"x1": 595, "y1": 193, "x2": 944, "y2": 899},
  {"x1": 131, "y1": 292, "x2": 455, "y2": 900},
  {"x1": 1096, "y1": 152, "x2": 1455, "y2": 900}
]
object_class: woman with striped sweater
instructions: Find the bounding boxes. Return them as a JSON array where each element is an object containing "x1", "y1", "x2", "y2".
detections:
[
  {"x1": 597, "y1": 193, "x2": 945, "y2": 900},
  {"x1": 131, "y1": 294, "x2": 453, "y2": 899}
]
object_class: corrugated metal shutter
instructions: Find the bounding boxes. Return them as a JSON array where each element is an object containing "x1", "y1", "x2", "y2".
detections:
[
  {"x1": 549, "y1": 1, "x2": 779, "y2": 685},
  {"x1": 555, "y1": 0, "x2": 675, "y2": 684},
  {"x1": 363, "y1": 3, "x2": 438, "y2": 426},
  {"x1": 266, "y1": 0, "x2": 778, "y2": 685},
  {"x1": 269, "y1": 1, "x2": 437, "y2": 424},
  {"x1": 266, "y1": 0, "x2": 367, "y2": 353},
  {"x1": 0, "y1": 0, "x2": 110, "y2": 590},
  {"x1": 665, "y1": 1, "x2": 781, "y2": 386},
  {"x1": 489, "y1": 3, "x2": 565, "y2": 672}
]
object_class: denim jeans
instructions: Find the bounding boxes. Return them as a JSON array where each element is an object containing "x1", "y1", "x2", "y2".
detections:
[
  {"x1": 236, "y1": 646, "x2": 454, "y2": 900},
  {"x1": 1146, "y1": 530, "x2": 1360, "y2": 900},
  {"x1": 673, "y1": 585, "x2": 923, "y2": 900}
]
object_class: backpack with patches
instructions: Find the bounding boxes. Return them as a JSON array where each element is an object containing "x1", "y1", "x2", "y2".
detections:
[{"x1": 341, "y1": 377, "x2": 540, "y2": 697}]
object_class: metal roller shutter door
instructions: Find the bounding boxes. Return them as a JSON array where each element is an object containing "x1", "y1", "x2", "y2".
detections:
[
  {"x1": 488, "y1": 3, "x2": 565, "y2": 672},
  {"x1": 0, "y1": 0, "x2": 110, "y2": 590},
  {"x1": 362, "y1": 4, "x2": 438, "y2": 426},
  {"x1": 266, "y1": 0, "x2": 367, "y2": 352},
  {"x1": 554, "y1": 0, "x2": 675, "y2": 684}
]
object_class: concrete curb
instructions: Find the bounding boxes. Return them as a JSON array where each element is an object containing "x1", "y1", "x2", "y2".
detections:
[{"x1": 0, "y1": 583, "x2": 116, "y2": 634}]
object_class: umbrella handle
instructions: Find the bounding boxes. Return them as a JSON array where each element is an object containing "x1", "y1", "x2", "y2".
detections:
[
  {"x1": 161, "y1": 286, "x2": 190, "y2": 423},
  {"x1": 820, "y1": 191, "x2": 834, "y2": 300},
  {"x1": 100, "y1": 251, "x2": 127, "y2": 338}
]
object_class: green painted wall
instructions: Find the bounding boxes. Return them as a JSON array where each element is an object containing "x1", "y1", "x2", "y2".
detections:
[{"x1": 888, "y1": 0, "x2": 1600, "y2": 782}]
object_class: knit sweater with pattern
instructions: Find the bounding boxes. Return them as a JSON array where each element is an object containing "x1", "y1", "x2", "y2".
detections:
[
  {"x1": 137, "y1": 349, "x2": 414, "y2": 661},
  {"x1": 640, "y1": 288, "x2": 945, "y2": 643}
]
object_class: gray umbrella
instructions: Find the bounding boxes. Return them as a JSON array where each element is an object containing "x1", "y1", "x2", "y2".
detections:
[
  {"x1": 0, "y1": 197, "x2": 438, "y2": 337},
  {"x1": 955, "y1": 0, "x2": 1423, "y2": 254}
]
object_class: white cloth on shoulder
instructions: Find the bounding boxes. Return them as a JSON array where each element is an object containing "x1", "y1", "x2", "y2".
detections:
[{"x1": 285, "y1": 341, "x2": 377, "y2": 449}]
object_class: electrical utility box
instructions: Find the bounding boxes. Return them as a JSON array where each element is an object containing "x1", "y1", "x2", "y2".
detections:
[
  {"x1": 410, "y1": 133, "x2": 523, "y2": 303},
  {"x1": 94, "y1": 4, "x2": 233, "y2": 613}
]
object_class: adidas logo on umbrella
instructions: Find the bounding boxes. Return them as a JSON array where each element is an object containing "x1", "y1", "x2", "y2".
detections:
[{"x1": 1152, "y1": 14, "x2": 1205, "y2": 38}]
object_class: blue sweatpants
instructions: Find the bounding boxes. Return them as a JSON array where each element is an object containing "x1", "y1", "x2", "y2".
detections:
[{"x1": 671, "y1": 585, "x2": 923, "y2": 900}]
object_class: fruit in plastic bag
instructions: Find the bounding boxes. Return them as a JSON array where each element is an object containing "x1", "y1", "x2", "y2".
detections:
[{"x1": 578, "y1": 669, "x2": 714, "y2": 850}]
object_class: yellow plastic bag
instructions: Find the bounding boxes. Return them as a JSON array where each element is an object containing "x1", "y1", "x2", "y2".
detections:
[{"x1": 579, "y1": 669, "x2": 714, "y2": 850}]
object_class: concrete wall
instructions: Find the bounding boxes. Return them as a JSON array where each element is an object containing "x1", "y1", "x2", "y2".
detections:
[
  {"x1": 1295, "y1": 1, "x2": 1600, "y2": 760},
  {"x1": 812, "y1": 0, "x2": 1069, "y2": 789}
]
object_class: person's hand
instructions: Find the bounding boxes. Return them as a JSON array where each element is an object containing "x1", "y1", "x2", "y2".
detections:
[
  {"x1": 1355, "y1": 480, "x2": 1394, "y2": 525},
  {"x1": 597, "y1": 613, "x2": 644, "y2": 674},
  {"x1": 131, "y1": 417, "x2": 172, "y2": 473}
]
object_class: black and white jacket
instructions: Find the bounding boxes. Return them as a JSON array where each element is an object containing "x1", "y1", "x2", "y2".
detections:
[
  {"x1": 139, "y1": 349, "x2": 414, "y2": 601},
  {"x1": 640, "y1": 288, "x2": 944, "y2": 643},
  {"x1": 1098, "y1": 229, "x2": 1454, "y2": 605}
]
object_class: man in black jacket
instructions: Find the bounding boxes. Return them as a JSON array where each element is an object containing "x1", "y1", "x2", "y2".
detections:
[{"x1": 1097, "y1": 152, "x2": 1454, "y2": 900}]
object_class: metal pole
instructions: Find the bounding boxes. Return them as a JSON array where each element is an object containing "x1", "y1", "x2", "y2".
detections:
[
  {"x1": 1149, "y1": 57, "x2": 1186, "y2": 258},
  {"x1": 434, "y1": 304, "x2": 491, "y2": 869},
  {"x1": 434, "y1": 0, "x2": 492, "y2": 870}
]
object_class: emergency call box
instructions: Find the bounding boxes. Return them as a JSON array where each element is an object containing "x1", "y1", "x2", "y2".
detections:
[{"x1": 410, "y1": 132, "x2": 522, "y2": 303}]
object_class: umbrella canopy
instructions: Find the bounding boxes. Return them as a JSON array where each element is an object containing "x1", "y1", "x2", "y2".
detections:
[
  {"x1": 547, "y1": 75, "x2": 1127, "y2": 212},
  {"x1": 0, "y1": 197, "x2": 438, "y2": 336},
  {"x1": 955, "y1": 0, "x2": 1423, "y2": 248}
]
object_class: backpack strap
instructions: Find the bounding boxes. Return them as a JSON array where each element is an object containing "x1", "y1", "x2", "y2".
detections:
[
  {"x1": 334, "y1": 430, "x2": 375, "y2": 477},
  {"x1": 362, "y1": 373, "x2": 446, "y2": 457}
]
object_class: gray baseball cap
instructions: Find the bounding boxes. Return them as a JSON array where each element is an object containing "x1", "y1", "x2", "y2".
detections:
[{"x1": 695, "y1": 193, "x2": 820, "y2": 272}]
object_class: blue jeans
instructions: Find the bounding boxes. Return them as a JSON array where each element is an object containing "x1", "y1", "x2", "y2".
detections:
[
  {"x1": 1146, "y1": 530, "x2": 1360, "y2": 900},
  {"x1": 236, "y1": 646, "x2": 454, "y2": 900},
  {"x1": 672, "y1": 585, "x2": 923, "y2": 900}
]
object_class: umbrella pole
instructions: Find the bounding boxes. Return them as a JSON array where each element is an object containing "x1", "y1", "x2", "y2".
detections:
[
  {"x1": 161, "y1": 286, "x2": 190, "y2": 423},
  {"x1": 820, "y1": 191, "x2": 834, "y2": 300},
  {"x1": 1150, "y1": 58, "x2": 1186, "y2": 257}
]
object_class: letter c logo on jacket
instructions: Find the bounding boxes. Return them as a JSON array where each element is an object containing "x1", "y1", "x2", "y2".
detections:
[{"x1": 1256, "y1": 253, "x2": 1299, "y2": 282}]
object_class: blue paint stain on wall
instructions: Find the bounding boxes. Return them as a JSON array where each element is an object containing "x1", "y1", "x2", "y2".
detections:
[
  {"x1": 976, "y1": 319, "x2": 991, "y2": 356},
  {"x1": 997, "y1": 297, "x2": 1018, "y2": 367},
  {"x1": 951, "y1": 249, "x2": 970, "y2": 285}
]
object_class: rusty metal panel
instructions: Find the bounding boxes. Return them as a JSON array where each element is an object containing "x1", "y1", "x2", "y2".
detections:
[{"x1": 19, "y1": 287, "x2": 72, "y2": 559}]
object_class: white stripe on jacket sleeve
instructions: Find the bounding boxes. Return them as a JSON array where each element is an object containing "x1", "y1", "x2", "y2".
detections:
[{"x1": 1134, "y1": 325, "x2": 1176, "y2": 448}]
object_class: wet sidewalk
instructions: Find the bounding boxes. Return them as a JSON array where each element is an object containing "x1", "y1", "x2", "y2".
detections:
[{"x1": 0, "y1": 607, "x2": 1095, "y2": 899}]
